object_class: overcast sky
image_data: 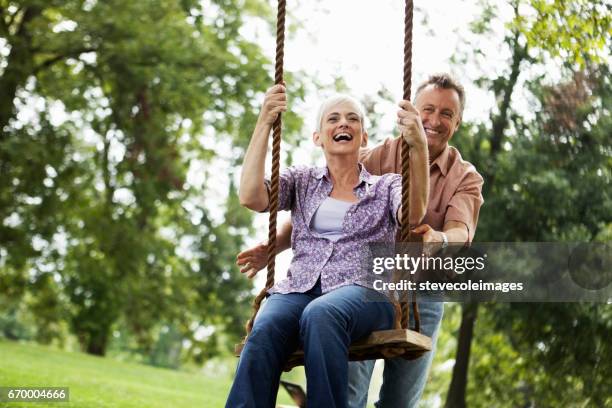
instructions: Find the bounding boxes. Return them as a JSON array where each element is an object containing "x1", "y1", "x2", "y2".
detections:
[{"x1": 247, "y1": 0, "x2": 503, "y2": 133}]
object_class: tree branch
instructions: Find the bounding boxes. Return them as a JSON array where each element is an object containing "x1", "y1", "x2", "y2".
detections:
[
  {"x1": 33, "y1": 47, "x2": 97, "y2": 74},
  {"x1": 14, "y1": 6, "x2": 39, "y2": 38},
  {"x1": 490, "y1": 30, "x2": 526, "y2": 156},
  {"x1": 0, "y1": 5, "x2": 24, "y2": 37},
  {"x1": 0, "y1": 5, "x2": 10, "y2": 37},
  {"x1": 6, "y1": 5, "x2": 21, "y2": 29}
]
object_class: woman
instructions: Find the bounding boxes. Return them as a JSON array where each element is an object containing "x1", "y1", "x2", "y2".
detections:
[{"x1": 226, "y1": 84, "x2": 428, "y2": 408}]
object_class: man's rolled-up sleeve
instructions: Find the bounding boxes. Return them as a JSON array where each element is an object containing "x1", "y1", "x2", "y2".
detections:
[{"x1": 444, "y1": 170, "x2": 484, "y2": 243}]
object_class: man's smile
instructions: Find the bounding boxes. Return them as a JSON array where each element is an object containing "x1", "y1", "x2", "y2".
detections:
[{"x1": 424, "y1": 127, "x2": 441, "y2": 136}]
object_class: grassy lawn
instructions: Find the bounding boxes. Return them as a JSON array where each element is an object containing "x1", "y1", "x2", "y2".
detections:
[{"x1": 0, "y1": 340, "x2": 298, "y2": 407}]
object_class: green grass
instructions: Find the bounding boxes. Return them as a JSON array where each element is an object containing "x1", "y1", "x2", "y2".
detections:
[{"x1": 0, "y1": 340, "x2": 297, "y2": 407}]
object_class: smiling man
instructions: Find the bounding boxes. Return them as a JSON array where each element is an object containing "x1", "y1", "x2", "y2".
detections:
[
  {"x1": 349, "y1": 73, "x2": 484, "y2": 408},
  {"x1": 235, "y1": 73, "x2": 484, "y2": 408}
]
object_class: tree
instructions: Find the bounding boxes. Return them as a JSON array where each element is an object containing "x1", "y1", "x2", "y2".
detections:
[
  {"x1": 465, "y1": 64, "x2": 611, "y2": 407},
  {"x1": 444, "y1": 0, "x2": 611, "y2": 406},
  {"x1": 0, "y1": 0, "x2": 305, "y2": 358}
]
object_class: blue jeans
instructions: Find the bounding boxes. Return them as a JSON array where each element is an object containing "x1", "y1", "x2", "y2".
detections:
[
  {"x1": 226, "y1": 281, "x2": 395, "y2": 408},
  {"x1": 347, "y1": 300, "x2": 444, "y2": 408}
]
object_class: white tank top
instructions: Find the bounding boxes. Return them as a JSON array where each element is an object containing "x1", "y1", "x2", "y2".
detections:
[{"x1": 311, "y1": 197, "x2": 353, "y2": 242}]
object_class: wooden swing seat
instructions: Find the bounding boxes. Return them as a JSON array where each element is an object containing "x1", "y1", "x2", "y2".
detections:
[{"x1": 235, "y1": 328, "x2": 432, "y2": 371}]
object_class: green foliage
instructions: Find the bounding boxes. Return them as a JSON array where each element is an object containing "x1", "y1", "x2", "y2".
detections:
[
  {"x1": 463, "y1": 66, "x2": 611, "y2": 406},
  {"x1": 0, "y1": 0, "x2": 306, "y2": 363},
  {"x1": 512, "y1": 0, "x2": 611, "y2": 67},
  {"x1": 445, "y1": 2, "x2": 612, "y2": 405},
  {"x1": 456, "y1": 65, "x2": 611, "y2": 243},
  {"x1": 476, "y1": 303, "x2": 612, "y2": 407}
]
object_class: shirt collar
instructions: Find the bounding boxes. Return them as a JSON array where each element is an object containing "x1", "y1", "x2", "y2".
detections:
[
  {"x1": 314, "y1": 163, "x2": 376, "y2": 186},
  {"x1": 430, "y1": 145, "x2": 450, "y2": 176}
]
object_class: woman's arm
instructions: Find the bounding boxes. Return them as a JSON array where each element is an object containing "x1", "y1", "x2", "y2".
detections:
[{"x1": 239, "y1": 84, "x2": 287, "y2": 211}]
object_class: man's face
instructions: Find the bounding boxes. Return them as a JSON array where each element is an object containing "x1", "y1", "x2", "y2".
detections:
[{"x1": 415, "y1": 85, "x2": 462, "y2": 159}]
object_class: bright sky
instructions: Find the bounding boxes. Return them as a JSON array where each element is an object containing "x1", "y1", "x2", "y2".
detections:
[
  {"x1": 289, "y1": 1, "x2": 477, "y2": 101},
  {"x1": 260, "y1": 0, "x2": 498, "y2": 134}
]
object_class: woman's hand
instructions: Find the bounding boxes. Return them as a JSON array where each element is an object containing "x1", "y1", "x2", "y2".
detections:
[
  {"x1": 259, "y1": 84, "x2": 288, "y2": 126},
  {"x1": 239, "y1": 84, "x2": 288, "y2": 211},
  {"x1": 397, "y1": 100, "x2": 427, "y2": 149}
]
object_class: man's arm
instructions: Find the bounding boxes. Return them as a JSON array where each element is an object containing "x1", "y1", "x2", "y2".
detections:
[
  {"x1": 408, "y1": 143, "x2": 429, "y2": 226},
  {"x1": 236, "y1": 220, "x2": 293, "y2": 279},
  {"x1": 442, "y1": 221, "x2": 470, "y2": 243},
  {"x1": 443, "y1": 170, "x2": 484, "y2": 243},
  {"x1": 413, "y1": 170, "x2": 484, "y2": 251}
]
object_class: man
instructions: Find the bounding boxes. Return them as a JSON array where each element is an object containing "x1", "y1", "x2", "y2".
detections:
[{"x1": 236, "y1": 73, "x2": 484, "y2": 407}]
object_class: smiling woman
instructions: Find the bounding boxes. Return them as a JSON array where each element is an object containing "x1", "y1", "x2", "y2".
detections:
[{"x1": 230, "y1": 81, "x2": 430, "y2": 407}]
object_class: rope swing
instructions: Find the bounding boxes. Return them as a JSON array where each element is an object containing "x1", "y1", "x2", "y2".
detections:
[
  {"x1": 244, "y1": 0, "x2": 286, "y2": 335},
  {"x1": 237, "y1": 0, "x2": 431, "y2": 370}
]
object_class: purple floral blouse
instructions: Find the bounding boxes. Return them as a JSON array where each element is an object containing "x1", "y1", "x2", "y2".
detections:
[{"x1": 265, "y1": 164, "x2": 401, "y2": 294}]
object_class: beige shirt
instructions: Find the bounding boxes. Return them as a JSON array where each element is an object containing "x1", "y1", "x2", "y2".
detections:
[{"x1": 359, "y1": 137, "x2": 484, "y2": 242}]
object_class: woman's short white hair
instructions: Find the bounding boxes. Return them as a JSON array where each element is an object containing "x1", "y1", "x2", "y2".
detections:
[{"x1": 315, "y1": 94, "x2": 366, "y2": 132}]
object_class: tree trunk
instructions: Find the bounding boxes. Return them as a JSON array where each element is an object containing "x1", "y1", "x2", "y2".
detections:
[
  {"x1": 445, "y1": 6, "x2": 528, "y2": 404},
  {"x1": 84, "y1": 329, "x2": 109, "y2": 356},
  {"x1": 445, "y1": 303, "x2": 479, "y2": 408}
]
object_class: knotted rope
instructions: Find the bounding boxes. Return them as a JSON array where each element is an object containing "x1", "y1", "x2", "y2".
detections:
[
  {"x1": 399, "y1": 0, "x2": 421, "y2": 333},
  {"x1": 245, "y1": 0, "x2": 286, "y2": 335}
]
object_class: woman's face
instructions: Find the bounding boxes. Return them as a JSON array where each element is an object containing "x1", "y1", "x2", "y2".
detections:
[{"x1": 313, "y1": 101, "x2": 368, "y2": 155}]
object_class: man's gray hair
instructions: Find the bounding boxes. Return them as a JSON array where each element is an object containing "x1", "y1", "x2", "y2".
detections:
[
  {"x1": 315, "y1": 94, "x2": 366, "y2": 132},
  {"x1": 414, "y1": 73, "x2": 466, "y2": 118}
]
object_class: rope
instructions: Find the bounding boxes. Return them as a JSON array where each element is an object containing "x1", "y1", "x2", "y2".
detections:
[
  {"x1": 245, "y1": 0, "x2": 286, "y2": 334},
  {"x1": 400, "y1": 0, "x2": 421, "y2": 333}
]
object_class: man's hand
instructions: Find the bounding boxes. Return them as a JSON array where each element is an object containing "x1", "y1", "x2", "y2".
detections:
[
  {"x1": 412, "y1": 224, "x2": 445, "y2": 256},
  {"x1": 236, "y1": 241, "x2": 269, "y2": 279},
  {"x1": 412, "y1": 224, "x2": 446, "y2": 243},
  {"x1": 397, "y1": 100, "x2": 427, "y2": 149}
]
